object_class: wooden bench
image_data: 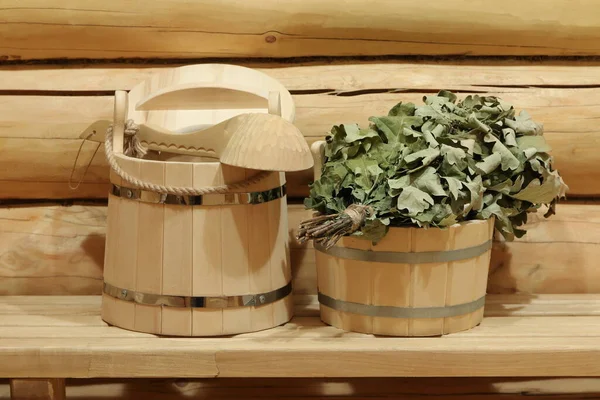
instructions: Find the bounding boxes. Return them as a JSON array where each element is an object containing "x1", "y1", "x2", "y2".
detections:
[
  {"x1": 3, "y1": 293, "x2": 600, "y2": 378},
  {"x1": 3, "y1": 293, "x2": 600, "y2": 398},
  {"x1": 4, "y1": 201, "x2": 600, "y2": 398},
  {"x1": 3, "y1": 1, "x2": 600, "y2": 399}
]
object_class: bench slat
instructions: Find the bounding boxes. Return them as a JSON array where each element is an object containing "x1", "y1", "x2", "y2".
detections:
[
  {"x1": 1, "y1": 336, "x2": 600, "y2": 378},
  {"x1": 3, "y1": 294, "x2": 600, "y2": 316},
  {"x1": 0, "y1": 296, "x2": 600, "y2": 378},
  {"x1": 0, "y1": 316, "x2": 600, "y2": 338}
]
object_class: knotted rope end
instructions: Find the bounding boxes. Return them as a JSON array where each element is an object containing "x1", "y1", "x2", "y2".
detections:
[{"x1": 121, "y1": 120, "x2": 147, "y2": 159}]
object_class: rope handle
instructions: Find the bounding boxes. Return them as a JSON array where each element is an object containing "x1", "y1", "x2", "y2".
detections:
[
  {"x1": 105, "y1": 123, "x2": 270, "y2": 196},
  {"x1": 71, "y1": 89, "x2": 271, "y2": 195},
  {"x1": 68, "y1": 131, "x2": 101, "y2": 190},
  {"x1": 103, "y1": 90, "x2": 271, "y2": 196}
]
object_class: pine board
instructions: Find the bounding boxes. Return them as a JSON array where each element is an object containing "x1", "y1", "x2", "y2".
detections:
[
  {"x1": 1, "y1": 1, "x2": 600, "y2": 59},
  {"x1": 0, "y1": 204, "x2": 105, "y2": 295},
  {"x1": 1, "y1": 295, "x2": 600, "y2": 378},
  {"x1": 0, "y1": 87, "x2": 598, "y2": 198},
  {"x1": 1, "y1": 61, "x2": 600, "y2": 198},
  {"x1": 4, "y1": 61, "x2": 600, "y2": 91}
]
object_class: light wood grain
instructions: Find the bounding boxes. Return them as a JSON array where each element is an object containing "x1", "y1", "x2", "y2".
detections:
[
  {"x1": 105, "y1": 170, "x2": 120, "y2": 272},
  {"x1": 123, "y1": 113, "x2": 312, "y2": 171},
  {"x1": 293, "y1": 203, "x2": 600, "y2": 295},
  {"x1": 335, "y1": 236, "x2": 372, "y2": 334},
  {"x1": 110, "y1": 159, "x2": 138, "y2": 332},
  {"x1": 10, "y1": 379, "x2": 65, "y2": 400},
  {"x1": 5, "y1": 61, "x2": 600, "y2": 92},
  {"x1": 2, "y1": 61, "x2": 600, "y2": 198},
  {"x1": 100, "y1": 162, "x2": 292, "y2": 335},
  {"x1": 247, "y1": 201, "x2": 274, "y2": 332},
  {"x1": 100, "y1": 168, "x2": 120, "y2": 327},
  {"x1": 5, "y1": 294, "x2": 600, "y2": 319},
  {"x1": 444, "y1": 228, "x2": 475, "y2": 334},
  {"x1": 370, "y1": 229, "x2": 411, "y2": 336},
  {"x1": 134, "y1": 162, "x2": 165, "y2": 334},
  {"x1": 159, "y1": 163, "x2": 193, "y2": 336},
  {"x1": 127, "y1": 64, "x2": 294, "y2": 123},
  {"x1": 0, "y1": 204, "x2": 105, "y2": 296},
  {"x1": 191, "y1": 163, "x2": 223, "y2": 336},
  {"x1": 11, "y1": 315, "x2": 600, "y2": 338},
  {"x1": 2, "y1": 203, "x2": 600, "y2": 296},
  {"x1": 298, "y1": 293, "x2": 600, "y2": 318},
  {"x1": 4, "y1": 296, "x2": 600, "y2": 378},
  {"x1": 2, "y1": 1, "x2": 600, "y2": 59},
  {"x1": 317, "y1": 220, "x2": 493, "y2": 336},
  {"x1": 219, "y1": 166, "x2": 252, "y2": 335},
  {"x1": 409, "y1": 227, "x2": 451, "y2": 335},
  {"x1": 268, "y1": 173, "x2": 294, "y2": 328},
  {"x1": 1, "y1": 87, "x2": 596, "y2": 197},
  {"x1": 94, "y1": 63, "x2": 301, "y2": 336},
  {"x1": 116, "y1": 64, "x2": 311, "y2": 172}
]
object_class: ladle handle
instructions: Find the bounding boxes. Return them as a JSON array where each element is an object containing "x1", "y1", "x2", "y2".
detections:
[
  {"x1": 135, "y1": 82, "x2": 271, "y2": 112},
  {"x1": 268, "y1": 91, "x2": 282, "y2": 116},
  {"x1": 112, "y1": 90, "x2": 128, "y2": 154}
]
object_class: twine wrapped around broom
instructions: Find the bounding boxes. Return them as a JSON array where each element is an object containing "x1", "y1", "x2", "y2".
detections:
[{"x1": 296, "y1": 204, "x2": 373, "y2": 249}]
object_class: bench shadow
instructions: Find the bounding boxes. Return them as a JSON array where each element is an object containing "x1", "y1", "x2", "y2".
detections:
[
  {"x1": 486, "y1": 240, "x2": 533, "y2": 316},
  {"x1": 63, "y1": 376, "x2": 598, "y2": 399}
]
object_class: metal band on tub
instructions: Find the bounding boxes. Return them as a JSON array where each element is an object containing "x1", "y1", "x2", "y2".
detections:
[
  {"x1": 103, "y1": 281, "x2": 292, "y2": 308},
  {"x1": 318, "y1": 292, "x2": 486, "y2": 319},
  {"x1": 315, "y1": 240, "x2": 492, "y2": 264},
  {"x1": 110, "y1": 183, "x2": 286, "y2": 206},
  {"x1": 315, "y1": 239, "x2": 491, "y2": 318}
]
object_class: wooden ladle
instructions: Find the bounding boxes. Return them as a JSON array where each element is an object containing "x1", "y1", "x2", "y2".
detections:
[
  {"x1": 80, "y1": 64, "x2": 313, "y2": 172},
  {"x1": 81, "y1": 112, "x2": 313, "y2": 172}
]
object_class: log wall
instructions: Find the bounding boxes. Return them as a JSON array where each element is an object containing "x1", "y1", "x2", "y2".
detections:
[
  {"x1": 1, "y1": 0, "x2": 600, "y2": 59},
  {"x1": 2, "y1": 1, "x2": 600, "y2": 398},
  {"x1": 0, "y1": 203, "x2": 596, "y2": 296},
  {"x1": 1, "y1": 61, "x2": 600, "y2": 199}
]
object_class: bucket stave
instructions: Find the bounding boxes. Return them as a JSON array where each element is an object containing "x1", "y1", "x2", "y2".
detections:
[
  {"x1": 315, "y1": 218, "x2": 494, "y2": 336},
  {"x1": 101, "y1": 154, "x2": 293, "y2": 336}
]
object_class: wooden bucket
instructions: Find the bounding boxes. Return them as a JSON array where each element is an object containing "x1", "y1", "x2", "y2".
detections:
[
  {"x1": 99, "y1": 65, "x2": 304, "y2": 336},
  {"x1": 101, "y1": 160, "x2": 293, "y2": 336},
  {"x1": 315, "y1": 220, "x2": 494, "y2": 336},
  {"x1": 310, "y1": 140, "x2": 494, "y2": 336}
]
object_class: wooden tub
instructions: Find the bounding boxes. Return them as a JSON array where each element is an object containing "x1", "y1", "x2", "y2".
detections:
[{"x1": 315, "y1": 219, "x2": 495, "y2": 336}]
